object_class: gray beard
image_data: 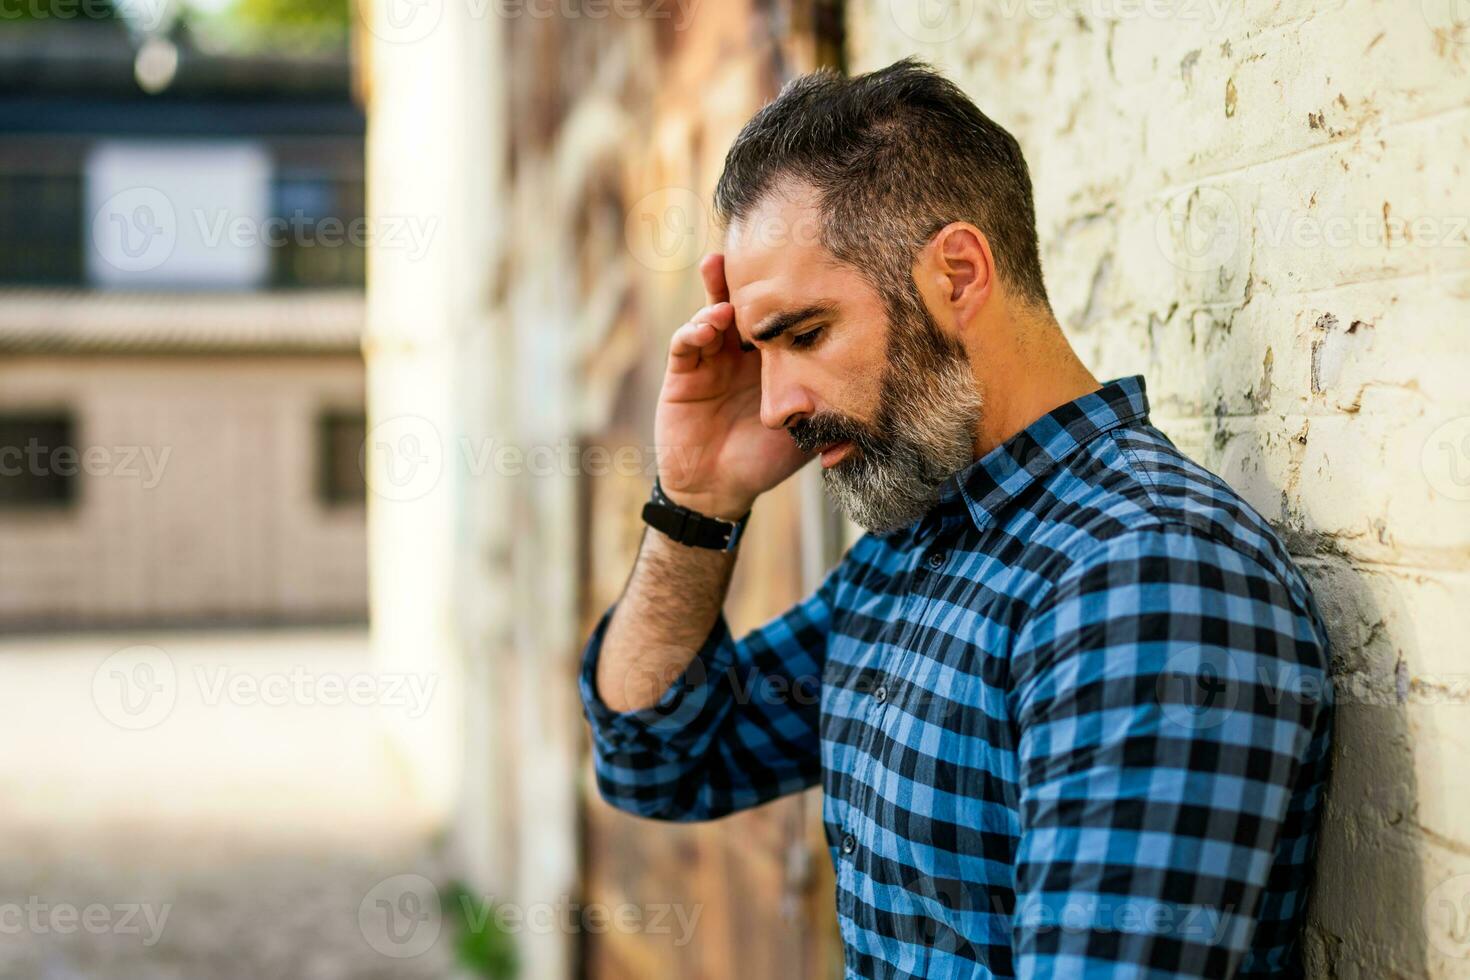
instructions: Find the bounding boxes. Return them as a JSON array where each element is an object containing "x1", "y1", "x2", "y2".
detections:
[{"x1": 821, "y1": 304, "x2": 983, "y2": 534}]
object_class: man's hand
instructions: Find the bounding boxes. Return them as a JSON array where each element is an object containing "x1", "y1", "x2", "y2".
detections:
[{"x1": 656, "y1": 253, "x2": 811, "y2": 520}]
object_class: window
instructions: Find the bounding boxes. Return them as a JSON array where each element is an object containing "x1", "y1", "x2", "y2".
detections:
[
  {"x1": 0, "y1": 173, "x2": 84, "y2": 286},
  {"x1": 2, "y1": 148, "x2": 365, "y2": 289},
  {"x1": 318, "y1": 411, "x2": 366, "y2": 506},
  {"x1": 271, "y1": 173, "x2": 367, "y2": 288},
  {"x1": 0, "y1": 413, "x2": 78, "y2": 508},
  {"x1": 86, "y1": 140, "x2": 273, "y2": 289}
]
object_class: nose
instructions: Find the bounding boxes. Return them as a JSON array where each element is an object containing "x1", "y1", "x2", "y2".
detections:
[{"x1": 759, "y1": 354, "x2": 815, "y2": 431}]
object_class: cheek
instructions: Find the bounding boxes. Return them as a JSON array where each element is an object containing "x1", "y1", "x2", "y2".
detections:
[{"x1": 814, "y1": 343, "x2": 885, "y2": 423}]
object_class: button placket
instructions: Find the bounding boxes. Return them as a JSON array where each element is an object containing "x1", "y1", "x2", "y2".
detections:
[{"x1": 879, "y1": 538, "x2": 949, "y2": 709}]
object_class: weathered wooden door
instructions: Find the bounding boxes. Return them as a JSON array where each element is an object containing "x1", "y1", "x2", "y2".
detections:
[{"x1": 499, "y1": 3, "x2": 849, "y2": 975}]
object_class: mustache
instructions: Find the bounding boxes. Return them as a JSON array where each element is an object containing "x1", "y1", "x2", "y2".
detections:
[{"x1": 788, "y1": 412, "x2": 879, "y2": 455}]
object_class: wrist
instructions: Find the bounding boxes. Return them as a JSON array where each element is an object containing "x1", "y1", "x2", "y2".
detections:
[{"x1": 656, "y1": 482, "x2": 753, "y2": 524}]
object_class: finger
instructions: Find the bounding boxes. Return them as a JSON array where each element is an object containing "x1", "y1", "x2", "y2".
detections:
[
  {"x1": 700, "y1": 301, "x2": 733, "y2": 328},
  {"x1": 669, "y1": 321, "x2": 714, "y2": 361},
  {"x1": 720, "y1": 306, "x2": 751, "y2": 356},
  {"x1": 668, "y1": 304, "x2": 736, "y2": 372},
  {"x1": 699, "y1": 253, "x2": 729, "y2": 305},
  {"x1": 688, "y1": 302, "x2": 732, "y2": 333},
  {"x1": 693, "y1": 306, "x2": 735, "y2": 348},
  {"x1": 696, "y1": 303, "x2": 736, "y2": 355}
]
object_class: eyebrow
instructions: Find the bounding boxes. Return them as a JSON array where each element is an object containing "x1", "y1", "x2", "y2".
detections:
[{"x1": 738, "y1": 303, "x2": 838, "y2": 352}]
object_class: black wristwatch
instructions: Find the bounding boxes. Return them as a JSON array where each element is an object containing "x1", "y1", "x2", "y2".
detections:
[{"x1": 642, "y1": 478, "x2": 750, "y2": 551}]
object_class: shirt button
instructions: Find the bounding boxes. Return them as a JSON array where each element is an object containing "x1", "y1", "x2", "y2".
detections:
[
  {"x1": 841, "y1": 833, "x2": 856, "y2": 855},
  {"x1": 873, "y1": 685, "x2": 887, "y2": 704},
  {"x1": 926, "y1": 550, "x2": 945, "y2": 569}
]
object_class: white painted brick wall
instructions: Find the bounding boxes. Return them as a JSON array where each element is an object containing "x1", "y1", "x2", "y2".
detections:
[{"x1": 850, "y1": 0, "x2": 1470, "y2": 974}]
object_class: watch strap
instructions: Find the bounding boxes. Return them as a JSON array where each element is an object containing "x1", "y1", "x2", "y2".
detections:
[{"x1": 641, "y1": 479, "x2": 749, "y2": 551}]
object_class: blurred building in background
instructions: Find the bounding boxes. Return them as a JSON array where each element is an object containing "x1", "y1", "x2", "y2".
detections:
[
  {"x1": 0, "y1": 7, "x2": 443, "y2": 980},
  {"x1": 0, "y1": 3, "x2": 368, "y2": 629}
]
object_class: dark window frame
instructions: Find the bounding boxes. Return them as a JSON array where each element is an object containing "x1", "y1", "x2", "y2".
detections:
[
  {"x1": 0, "y1": 412, "x2": 80, "y2": 510},
  {"x1": 316, "y1": 409, "x2": 367, "y2": 508}
]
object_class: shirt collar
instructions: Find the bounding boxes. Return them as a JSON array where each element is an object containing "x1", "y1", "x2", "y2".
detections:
[{"x1": 923, "y1": 375, "x2": 1151, "y2": 536}]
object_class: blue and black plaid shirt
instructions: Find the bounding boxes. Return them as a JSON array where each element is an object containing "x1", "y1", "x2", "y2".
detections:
[{"x1": 579, "y1": 376, "x2": 1333, "y2": 979}]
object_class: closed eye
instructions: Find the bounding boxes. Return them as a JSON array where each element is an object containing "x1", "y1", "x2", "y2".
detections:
[{"x1": 790, "y1": 325, "x2": 826, "y2": 350}]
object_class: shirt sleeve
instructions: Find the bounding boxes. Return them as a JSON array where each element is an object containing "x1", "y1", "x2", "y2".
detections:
[
  {"x1": 1007, "y1": 525, "x2": 1333, "y2": 979},
  {"x1": 577, "y1": 556, "x2": 842, "y2": 822}
]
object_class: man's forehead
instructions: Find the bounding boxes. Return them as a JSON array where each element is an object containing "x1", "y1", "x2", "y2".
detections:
[
  {"x1": 724, "y1": 200, "x2": 824, "y2": 260},
  {"x1": 725, "y1": 253, "x2": 837, "y2": 349},
  {"x1": 722, "y1": 181, "x2": 826, "y2": 272},
  {"x1": 723, "y1": 202, "x2": 843, "y2": 331}
]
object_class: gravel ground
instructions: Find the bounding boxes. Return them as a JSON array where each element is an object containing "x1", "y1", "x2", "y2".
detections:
[{"x1": 0, "y1": 627, "x2": 463, "y2": 980}]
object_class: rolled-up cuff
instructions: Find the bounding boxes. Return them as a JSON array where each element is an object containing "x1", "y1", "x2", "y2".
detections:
[{"x1": 577, "y1": 603, "x2": 738, "y2": 749}]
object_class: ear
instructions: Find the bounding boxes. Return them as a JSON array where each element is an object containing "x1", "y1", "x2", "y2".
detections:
[{"x1": 918, "y1": 222, "x2": 995, "y2": 332}]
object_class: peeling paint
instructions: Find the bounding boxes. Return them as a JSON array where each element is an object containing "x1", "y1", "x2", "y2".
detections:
[
  {"x1": 1310, "y1": 312, "x2": 1339, "y2": 394},
  {"x1": 1254, "y1": 346, "x2": 1274, "y2": 411},
  {"x1": 1180, "y1": 49, "x2": 1200, "y2": 86}
]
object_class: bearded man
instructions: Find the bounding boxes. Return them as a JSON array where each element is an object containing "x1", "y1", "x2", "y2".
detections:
[{"x1": 578, "y1": 58, "x2": 1333, "y2": 979}]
